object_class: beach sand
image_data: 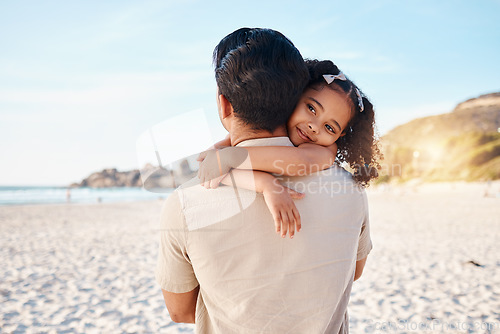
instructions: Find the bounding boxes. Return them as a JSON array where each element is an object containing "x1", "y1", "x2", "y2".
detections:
[
  {"x1": 0, "y1": 200, "x2": 193, "y2": 333},
  {"x1": 350, "y1": 182, "x2": 500, "y2": 333},
  {"x1": 1, "y1": 182, "x2": 499, "y2": 333}
]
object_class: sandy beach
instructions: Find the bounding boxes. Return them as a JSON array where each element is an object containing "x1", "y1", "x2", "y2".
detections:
[
  {"x1": 1, "y1": 182, "x2": 499, "y2": 333},
  {"x1": 351, "y1": 182, "x2": 500, "y2": 333}
]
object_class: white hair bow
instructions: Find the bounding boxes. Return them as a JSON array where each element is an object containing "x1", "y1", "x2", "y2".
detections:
[
  {"x1": 323, "y1": 72, "x2": 364, "y2": 112},
  {"x1": 322, "y1": 73, "x2": 346, "y2": 84}
]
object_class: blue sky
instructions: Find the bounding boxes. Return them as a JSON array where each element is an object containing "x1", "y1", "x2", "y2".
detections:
[{"x1": 1, "y1": 0, "x2": 499, "y2": 185}]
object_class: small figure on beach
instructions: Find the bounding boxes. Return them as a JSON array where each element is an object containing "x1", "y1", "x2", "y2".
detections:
[
  {"x1": 65, "y1": 188, "x2": 71, "y2": 203},
  {"x1": 483, "y1": 180, "x2": 493, "y2": 197}
]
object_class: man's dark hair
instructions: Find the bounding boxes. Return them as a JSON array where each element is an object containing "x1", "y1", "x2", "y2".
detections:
[{"x1": 213, "y1": 28, "x2": 309, "y2": 132}]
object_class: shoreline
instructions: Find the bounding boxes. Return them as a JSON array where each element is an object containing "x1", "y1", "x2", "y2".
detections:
[
  {"x1": 0, "y1": 198, "x2": 164, "y2": 208},
  {"x1": 0, "y1": 186, "x2": 171, "y2": 207}
]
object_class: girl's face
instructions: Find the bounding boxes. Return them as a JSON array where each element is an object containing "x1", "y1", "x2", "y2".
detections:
[{"x1": 287, "y1": 87, "x2": 352, "y2": 147}]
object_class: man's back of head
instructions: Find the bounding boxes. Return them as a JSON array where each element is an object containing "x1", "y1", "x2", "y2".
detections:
[{"x1": 213, "y1": 27, "x2": 309, "y2": 133}]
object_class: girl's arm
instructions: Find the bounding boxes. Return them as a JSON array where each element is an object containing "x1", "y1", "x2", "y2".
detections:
[
  {"x1": 198, "y1": 142, "x2": 337, "y2": 179},
  {"x1": 217, "y1": 169, "x2": 304, "y2": 238},
  {"x1": 252, "y1": 142, "x2": 338, "y2": 175}
]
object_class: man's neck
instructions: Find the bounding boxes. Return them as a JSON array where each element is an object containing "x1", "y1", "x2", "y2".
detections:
[{"x1": 230, "y1": 126, "x2": 288, "y2": 146}]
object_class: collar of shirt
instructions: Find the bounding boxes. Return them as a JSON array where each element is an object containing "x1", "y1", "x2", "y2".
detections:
[{"x1": 235, "y1": 136, "x2": 294, "y2": 148}]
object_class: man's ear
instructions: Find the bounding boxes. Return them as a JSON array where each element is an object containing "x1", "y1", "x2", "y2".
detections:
[{"x1": 219, "y1": 94, "x2": 234, "y2": 119}]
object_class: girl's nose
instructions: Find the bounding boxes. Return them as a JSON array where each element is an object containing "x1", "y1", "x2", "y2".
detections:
[{"x1": 308, "y1": 122, "x2": 318, "y2": 133}]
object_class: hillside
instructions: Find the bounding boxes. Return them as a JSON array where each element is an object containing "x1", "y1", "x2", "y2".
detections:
[{"x1": 379, "y1": 92, "x2": 500, "y2": 183}]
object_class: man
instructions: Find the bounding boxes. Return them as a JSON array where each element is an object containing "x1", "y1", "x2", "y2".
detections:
[{"x1": 156, "y1": 27, "x2": 372, "y2": 333}]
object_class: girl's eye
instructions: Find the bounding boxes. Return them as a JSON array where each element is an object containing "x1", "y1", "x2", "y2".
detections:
[
  {"x1": 325, "y1": 124, "x2": 335, "y2": 134},
  {"x1": 308, "y1": 104, "x2": 316, "y2": 115}
]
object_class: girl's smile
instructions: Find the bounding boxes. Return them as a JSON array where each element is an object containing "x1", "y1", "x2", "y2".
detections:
[
  {"x1": 296, "y1": 127, "x2": 312, "y2": 141},
  {"x1": 287, "y1": 87, "x2": 352, "y2": 147}
]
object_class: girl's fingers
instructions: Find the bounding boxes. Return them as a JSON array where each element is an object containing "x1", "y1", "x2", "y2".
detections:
[
  {"x1": 209, "y1": 178, "x2": 219, "y2": 189},
  {"x1": 280, "y1": 212, "x2": 289, "y2": 238},
  {"x1": 271, "y1": 210, "x2": 281, "y2": 234},
  {"x1": 286, "y1": 210, "x2": 295, "y2": 239},
  {"x1": 207, "y1": 174, "x2": 223, "y2": 189},
  {"x1": 292, "y1": 206, "x2": 301, "y2": 232}
]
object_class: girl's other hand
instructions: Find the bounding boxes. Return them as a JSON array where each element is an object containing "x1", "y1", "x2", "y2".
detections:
[
  {"x1": 262, "y1": 182, "x2": 305, "y2": 239},
  {"x1": 197, "y1": 149, "x2": 232, "y2": 189}
]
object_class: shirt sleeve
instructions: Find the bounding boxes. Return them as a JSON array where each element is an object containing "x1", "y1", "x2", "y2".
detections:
[
  {"x1": 155, "y1": 191, "x2": 199, "y2": 293},
  {"x1": 356, "y1": 190, "x2": 373, "y2": 261}
]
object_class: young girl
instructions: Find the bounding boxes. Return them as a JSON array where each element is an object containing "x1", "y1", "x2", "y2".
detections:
[{"x1": 198, "y1": 59, "x2": 380, "y2": 238}]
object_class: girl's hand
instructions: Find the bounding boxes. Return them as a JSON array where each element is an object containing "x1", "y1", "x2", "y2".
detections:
[
  {"x1": 197, "y1": 147, "x2": 249, "y2": 189},
  {"x1": 262, "y1": 180, "x2": 305, "y2": 239},
  {"x1": 197, "y1": 149, "x2": 232, "y2": 189}
]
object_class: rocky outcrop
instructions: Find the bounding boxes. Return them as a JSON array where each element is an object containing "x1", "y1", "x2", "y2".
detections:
[
  {"x1": 74, "y1": 168, "x2": 142, "y2": 188},
  {"x1": 72, "y1": 159, "x2": 197, "y2": 189}
]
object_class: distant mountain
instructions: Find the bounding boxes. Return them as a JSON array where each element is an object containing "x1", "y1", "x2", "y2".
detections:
[
  {"x1": 71, "y1": 160, "x2": 197, "y2": 189},
  {"x1": 379, "y1": 92, "x2": 500, "y2": 183}
]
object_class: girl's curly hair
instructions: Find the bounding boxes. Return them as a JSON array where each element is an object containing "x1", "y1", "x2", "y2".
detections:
[{"x1": 305, "y1": 59, "x2": 382, "y2": 187}]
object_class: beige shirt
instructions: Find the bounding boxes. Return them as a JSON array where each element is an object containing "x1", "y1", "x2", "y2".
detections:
[{"x1": 156, "y1": 136, "x2": 372, "y2": 333}]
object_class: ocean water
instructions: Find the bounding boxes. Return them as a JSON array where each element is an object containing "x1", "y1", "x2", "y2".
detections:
[{"x1": 0, "y1": 186, "x2": 172, "y2": 206}]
